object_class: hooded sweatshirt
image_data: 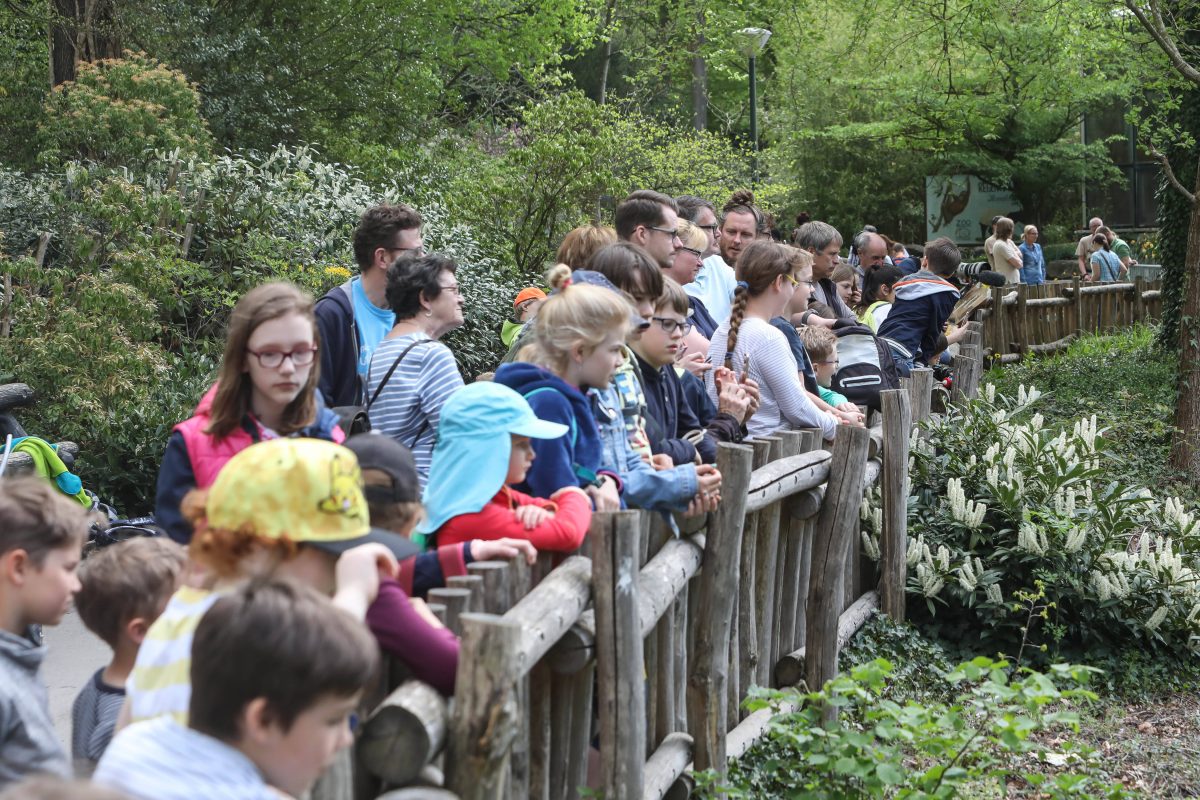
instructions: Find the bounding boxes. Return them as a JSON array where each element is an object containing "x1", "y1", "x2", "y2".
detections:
[
  {"x1": 493, "y1": 363, "x2": 617, "y2": 499},
  {"x1": 0, "y1": 627, "x2": 68, "y2": 787},
  {"x1": 877, "y1": 270, "x2": 960, "y2": 363}
]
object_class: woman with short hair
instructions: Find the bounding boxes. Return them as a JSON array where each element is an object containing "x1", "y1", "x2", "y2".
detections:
[{"x1": 367, "y1": 253, "x2": 466, "y2": 487}]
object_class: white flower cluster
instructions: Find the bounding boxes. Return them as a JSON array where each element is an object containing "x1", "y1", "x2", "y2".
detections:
[
  {"x1": 915, "y1": 562, "x2": 945, "y2": 598},
  {"x1": 1071, "y1": 415, "x2": 1099, "y2": 453},
  {"x1": 1090, "y1": 570, "x2": 1132, "y2": 601},
  {"x1": 1164, "y1": 497, "x2": 1199, "y2": 538},
  {"x1": 1146, "y1": 607, "x2": 1169, "y2": 631},
  {"x1": 1016, "y1": 384, "x2": 1042, "y2": 406},
  {"x1": 946, "y1": 478, "x2": 987, "y2": 528},
  {"x1": 1017, "y1": 521, "x2": 1049, "y2": 555},
  {"x1": 983, "y1": 383, "x2": 997, "y2": 404},
  {"x1": 1063, "y1": 526, "x2": 1087, "y2": 553},
  {"x1": 956, "y1": 556, "x2": 985, "y2": 592},
  {"x1": 985, "y1": 584, "x2": 1004, "y2": 604},
  {"x1": 861, "y1": 530, "x2": 881, "y2": 560},
  {"x1": 1052, "y1": 487, "x2": 1077, "y2": 518}
]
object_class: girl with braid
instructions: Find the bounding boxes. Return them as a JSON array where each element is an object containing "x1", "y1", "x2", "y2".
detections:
[{"x1": 705, "y1": 240, "x2": 839, "y2": 441}]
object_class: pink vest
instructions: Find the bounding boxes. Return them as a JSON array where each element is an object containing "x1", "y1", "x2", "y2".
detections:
[{"x1": 174, "y1": 385, "x2": 345, "y2": 489}]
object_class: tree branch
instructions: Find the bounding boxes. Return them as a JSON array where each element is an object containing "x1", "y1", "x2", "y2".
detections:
[
  {"x1": 1150, "y1": 144, "x2": 1197, "y2": 205},
  {"x1": 1125, "y1": 0, "x2": 1200, "y2": 87}
]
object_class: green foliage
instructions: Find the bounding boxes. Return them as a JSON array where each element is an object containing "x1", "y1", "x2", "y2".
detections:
[
  {"x1": 38, "y1": 52, "x2": 213, "y2": 169},
  {"x1": 708, "y1": 657, "x2": 1128, "y2": 799},
  {"x1": 867, "y1": 377, "x2": 1200, "y2": 662},
  {"x1": 768, "y1": 0, "x2": 1129, "y2": 235},
  {"x1": 0, "y1": 145, "x2": 510, "y2": 511},
  {"x1": 0, "y1": 5, "x2": 49, "y2": 169},
  {"x1": 984, "y1": 326, "x2": 1186, "y2": 497}
]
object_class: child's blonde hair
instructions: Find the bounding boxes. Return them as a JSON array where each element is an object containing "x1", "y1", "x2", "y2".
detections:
[
  {"x1": 520, "y1": 264, "x2": 631, "y2": 374},
  {"x1": 831, "y1": 261, "x2": 856, "y2": 285},
  {"x1": 797, "y1": 324, "x2": 837, "y2": 363}
]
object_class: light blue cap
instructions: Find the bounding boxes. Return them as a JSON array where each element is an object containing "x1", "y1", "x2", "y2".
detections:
[{"x1": 418, "y1": 382, "x2": 568, "y2": 538}]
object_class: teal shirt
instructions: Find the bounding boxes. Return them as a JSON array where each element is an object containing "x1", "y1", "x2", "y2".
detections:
[
  {"x1": 819, "y1": 385, "x2": 850, "y2": 407},
  {"x1": 351, "y1": 278, "x2": 396, "y2": 378}
]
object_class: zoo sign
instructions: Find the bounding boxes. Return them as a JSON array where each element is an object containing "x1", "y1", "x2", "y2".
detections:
[{"x1": 926, "y1": 176, "x2": 1021, "y2": 245}]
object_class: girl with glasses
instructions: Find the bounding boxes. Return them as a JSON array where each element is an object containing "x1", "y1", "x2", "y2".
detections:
[{"x1": 154, "y1": 282, "x2": 345, "y2": 544}]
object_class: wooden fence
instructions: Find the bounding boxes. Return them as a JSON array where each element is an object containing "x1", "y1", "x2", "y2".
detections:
[
  {"x1": 976, "y1": 278, "x2": 1163, "y2": 364},
  {"x1": 324, "y1": 372, "x2": 965, "y2": 800}
]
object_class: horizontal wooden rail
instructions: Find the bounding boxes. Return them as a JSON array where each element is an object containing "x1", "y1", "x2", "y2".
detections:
[
  {"x1": 743, "y1": 450, "x2": 831, "y2": 514},
  {"x1": 776, "y1": 591, "x2": 880, "y2": 688}
]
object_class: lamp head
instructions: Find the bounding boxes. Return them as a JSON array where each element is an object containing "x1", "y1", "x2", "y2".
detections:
[{"x1": 734, "y1": 27, "x2": 772, "y2": 58}]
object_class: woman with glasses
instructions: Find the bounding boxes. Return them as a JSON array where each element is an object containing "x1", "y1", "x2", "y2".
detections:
[
  {"x1": 367, "y1": 253, "x2": 466, "y2": 488},
  {"x1": 154, "y1": 282, "x2": 345, "y2": 543},
  {"x1": 665, "y1": 221, "x2": 720, "y2": 343}
]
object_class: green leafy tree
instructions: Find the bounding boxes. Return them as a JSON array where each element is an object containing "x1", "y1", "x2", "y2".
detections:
[
  {"x1": 1121, "y1": 0, "x2": 1200, "y2": 480},
  {"x1": 768, "y1": 0, "x2": 1130, "y2": 236}
]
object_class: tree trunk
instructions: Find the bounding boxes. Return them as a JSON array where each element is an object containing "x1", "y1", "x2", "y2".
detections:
[
  {"x1": 1169, "y1": 164, "x2": 1200, "y2": 480},
  {"x1": 48, "y1": 0, "x2": 121, "y2": 87},
  {"x1": 597, "y1": 0, "x2": 617, "y2": 105},
  {"x1": 690, "y1": 8, "x2": 707, "y2": 131}
]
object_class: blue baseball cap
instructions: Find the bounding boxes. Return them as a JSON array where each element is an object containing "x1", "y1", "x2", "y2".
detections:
[
  {"x1": 438, "y1": 382, "x2": 569, "y2": 441},
  {"x1": 419, "y1": 382, "x2": 568, "y2": 537}
]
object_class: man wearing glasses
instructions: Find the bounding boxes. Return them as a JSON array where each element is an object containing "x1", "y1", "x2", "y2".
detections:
[
  {"x1": 614, "y1": 190, "x2": 683, "y2": 270},
  {"x1": 314, "y1": 203, "x2": 425, "y2": 407}
]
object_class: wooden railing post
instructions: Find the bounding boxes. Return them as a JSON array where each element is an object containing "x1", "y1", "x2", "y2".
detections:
[
  {"x1": 805, "y1": 426, "x2": 870, "y2": 724},
  {"x1": 446, "y1": 613, "x2": 522, "y2": 799},
  {"x1": 687, "y1": 442, "x2": 753, "y2": 777},
  {"x1": 879, "y1": 389, "x2": 912, "y2": 621},
  {"x1": 595, "y1": 511, "x2": 645, "y2": 800},
  {"x1": 907, "y1": 368, "x2": 933, "y2": 434}
]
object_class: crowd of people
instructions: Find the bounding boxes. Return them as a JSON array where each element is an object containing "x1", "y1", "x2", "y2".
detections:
[
  {"x1": 977, "y1": 214, "x2": 1138, "y2": 286},
  {"x1": 0, "y1": 188, "x2": 984, "y2": 798}
]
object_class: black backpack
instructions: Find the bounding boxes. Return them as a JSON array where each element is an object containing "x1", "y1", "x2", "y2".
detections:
[{"x1": 831, "y1": 323, "x2": 901, "y2": 411}]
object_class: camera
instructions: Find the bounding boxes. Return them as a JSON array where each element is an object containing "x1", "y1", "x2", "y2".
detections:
[{"x1": 956, "y1": 261, "x2": 1006, "y2": 287}]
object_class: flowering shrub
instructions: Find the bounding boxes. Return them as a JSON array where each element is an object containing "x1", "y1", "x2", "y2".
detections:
[
  {"x1": 0, "y1": 144, "x2": 514, "y2": 511},
  {"x1": 38, "y1": 52, "x2": 213, "y2": 169},
  {"x1": 862, "y1": 383, "x2": 1200, "y2": 657}
]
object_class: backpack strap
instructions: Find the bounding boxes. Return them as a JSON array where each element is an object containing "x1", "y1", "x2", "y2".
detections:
[{"x1": 366, "y1": 338, "x2": 432, "y2": 411}]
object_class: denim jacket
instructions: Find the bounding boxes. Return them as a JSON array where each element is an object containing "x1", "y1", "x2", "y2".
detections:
[{"x1": 592, "y1": 384, "x2": 697, "y2": 513}]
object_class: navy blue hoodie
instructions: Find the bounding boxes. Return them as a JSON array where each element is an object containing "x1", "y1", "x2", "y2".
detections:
[
  {"x1": 494, "y1": 362, "x2": 615, "y2": 499},
  {"x1": 877, "y1": 270, "x2": 960, "y2": 362},
  {"x1": 314, "y1": 282, "x2": 360, "y2": 407}
]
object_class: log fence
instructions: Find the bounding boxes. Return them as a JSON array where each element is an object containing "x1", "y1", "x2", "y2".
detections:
[
  {"x1": 322, "y1": 370, "x2": 969, "y2": 800},
  {"x1": 976, "y1": 278, "x2": 1162, "y2": 364}
]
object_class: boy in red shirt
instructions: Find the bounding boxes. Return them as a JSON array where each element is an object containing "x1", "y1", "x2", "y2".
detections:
[{"x1": 419, "y1": 382, "x2": 593, "y2": 552}]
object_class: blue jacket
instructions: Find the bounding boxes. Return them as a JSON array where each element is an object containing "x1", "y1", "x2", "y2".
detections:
[
  {"x1": 877, "y1": 270, "x2": 960, "y2": 363},
  {"x1": 314, "y1": 281, "x2": 360, "y2": 407},
  {"x1": 633, "y1": 352, "x2": 715, "y2": 465},
  {"x1": 593, "y1": 385, "x2": 696, "y2": 512},
  {"x1": 494, "y1": 363, "x2": 616, "y2": 498}
]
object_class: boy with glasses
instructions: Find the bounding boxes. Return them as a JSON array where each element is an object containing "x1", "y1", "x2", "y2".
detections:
[{"x1": 629, "y1": 279, "x2": 747, "y2": 466}]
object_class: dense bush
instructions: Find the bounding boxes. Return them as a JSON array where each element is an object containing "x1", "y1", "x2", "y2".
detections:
[
  {"x1": 0, "y1": 142, "x2": 514, "y2": 512},
  {"x1": 38, "y1": 52, "x2": 213, "y2": 169},
  {"x1": 861, "y1": 381, "x2": 1200, "y2": 660}
]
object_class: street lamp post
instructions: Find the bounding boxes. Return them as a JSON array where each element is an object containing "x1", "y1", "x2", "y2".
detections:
[{"x1": 734, "y1": 27, "x2": 771, "y2": 185}]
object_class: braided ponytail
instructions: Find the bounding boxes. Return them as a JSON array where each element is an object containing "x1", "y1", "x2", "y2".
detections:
[{"x1": 724, "y1": 285, "x2": 749, "y2": 370}]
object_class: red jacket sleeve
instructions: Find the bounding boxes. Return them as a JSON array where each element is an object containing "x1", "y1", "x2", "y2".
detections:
[
  {"x1": 365, "y1": 579, "x2": 460, "y2": 696},
  {"x1": 436, "y1": 487, "x2": 593, "y2": 553}
]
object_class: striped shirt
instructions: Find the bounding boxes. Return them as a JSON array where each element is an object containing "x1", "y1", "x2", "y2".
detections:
[
  {"x1": 125, "y1": 586, "x2": 220, "y2": 726},
  {"x1": 705, "y1": 316, "x2": 837, "y2": 440},
  {"x1": 70, "y1": 668, "x2": 125, "y2": 775},
  {"x1": 366, "y1": 333, "x2": 464, "y2": 487},
  {"x1": 95, "y1": 716, "x2": 277, "y2": 799}
]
